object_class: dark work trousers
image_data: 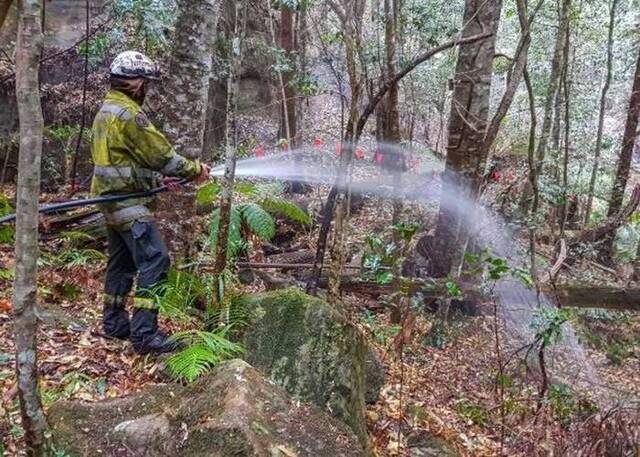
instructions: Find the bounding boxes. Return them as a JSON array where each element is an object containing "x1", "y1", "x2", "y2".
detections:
[{"x1": 103, "y1": 219, "x2": 170, "y2": 339}]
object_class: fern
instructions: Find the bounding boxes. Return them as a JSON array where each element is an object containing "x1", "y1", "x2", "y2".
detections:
[
  {"x1": 260, "y1": 197, "x2": 311, "y2": 225},
  {"x1": 210, "y1": 205, "x2": 244, "y2": 258},
  {"x1": 0, "y1": 193, "x2": 14, "y2": 244},
  {"x1": 166, "y1": 328, "x2": 244, "y2": 382},
  {"x1": 238, "y1": 203, "x2": 275, "y2": 241}
]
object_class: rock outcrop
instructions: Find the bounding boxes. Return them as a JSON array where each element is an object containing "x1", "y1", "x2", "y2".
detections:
[
  {"x1": 238, "y1": 288, "x2": 379, "y2": 447},
  {"x1": 49, "y1": 359, "x2": 363, "y2": 457}
]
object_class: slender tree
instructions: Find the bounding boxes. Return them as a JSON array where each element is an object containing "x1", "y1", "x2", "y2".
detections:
[
  {"x1": 519, "y1": 0, "x2": 571, "y2": 213},
  {"x1": 601, "y1": 46, "x2": 640, "y2": 261},
  {"x1": 430, "y1": 0, "x2": 503, "y2": 277},
  {"x1": 213, "y1": 0, "x2": 245, "y2": 286},
  {"x1": 13, "y1": 0, "x2": 47, "y2": 454},
  {"x1": 279, "y1": 2, "x2": 296, "y2": 146},
  {"x1": 584, "y1": 0, "x2": 619, "y2": 225}
]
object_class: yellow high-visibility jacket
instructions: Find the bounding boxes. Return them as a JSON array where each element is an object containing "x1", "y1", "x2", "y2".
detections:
[{"x1": 90, "y1": 90, "x2": 202, "y2": 228}]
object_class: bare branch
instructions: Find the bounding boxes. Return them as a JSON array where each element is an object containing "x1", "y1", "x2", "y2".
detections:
[{"x1": 356, "y1": 30, "x2": 494, "y2": 138}]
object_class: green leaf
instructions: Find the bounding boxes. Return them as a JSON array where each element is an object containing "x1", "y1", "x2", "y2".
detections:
[
  {"x1": 0, "y1": 193, "x2": 14, "y2": 244},
  {"x1": 239, "y1": 203, "x2": 276, "y2": 241},
  {"x1": 375, "y1": 270, "x2": 394, "y2": 284},
  {"x1": 166, "y1": 329, "x2": 244, "y2": 382},
  {"x1": 260, "y1": 197, "x2": 311, "y2": 225},
  {"x1": 196, "y1": 182, "x2": 222, "y2": 206},
  {"x1": 234, "y1": 181, "x2": 259, "y2": 197},
  {"x1": 445, "y1": 281, "x2": 463, "y2": 298}
]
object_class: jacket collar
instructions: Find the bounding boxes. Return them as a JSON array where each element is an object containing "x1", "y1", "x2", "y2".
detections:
[{"x1": 105, "y1": 90, "x2": 141, "y2": 110}]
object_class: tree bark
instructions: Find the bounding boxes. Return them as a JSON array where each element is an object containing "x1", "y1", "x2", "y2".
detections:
[
  {"x1": 0, "y1": 0, "x2": 13, "y2": 31},
  {"x1": 382, "y1": 0, "x2": 403, "y2": 229},
  {"x1": 279, "y1": 4, "x2": 296, "y2": 146},
  {"x1": 600, "y1": 48, "x2": 640, "y2": 261},
  {"x1": 430, "y1": 0, "x2": 503, "y2": 277},
  {"x1": 213, "y1": 1, "x2": 244, "y2": 283},
  {"x1": 519, "y1": 0, "x2": 570, "y2": 212},
  {"x1": 584, "y1": 0, "x2": 619, "y2": 225},
  {"x1": 162, "y1": 0, "x2": 221, "y2": 159},
  {"x1": 13, "y1": 0, "x2": 47, "y2": 454},
  {"x1": 478, "y1": 0, "x2": 543, "y2": 165}
]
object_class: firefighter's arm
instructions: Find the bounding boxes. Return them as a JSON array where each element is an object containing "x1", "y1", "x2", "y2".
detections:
[{"x1": 123, "y1": 112, "x2": 203, "y2": 180}]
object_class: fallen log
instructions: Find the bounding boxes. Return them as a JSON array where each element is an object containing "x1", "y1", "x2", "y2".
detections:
[
  {"x1": 577, "y1": 184, "x2": 640, "y2": 244},
  {"x1": 552, "y1": 286, "x2": 640, "y2": 311}
]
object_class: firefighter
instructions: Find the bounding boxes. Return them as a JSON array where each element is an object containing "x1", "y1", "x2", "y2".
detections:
[{"x1": 91, "y1": 51, "x2": 210, "y2": 354}]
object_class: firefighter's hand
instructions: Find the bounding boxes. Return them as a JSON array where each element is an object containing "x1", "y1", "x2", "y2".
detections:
[
  {"x1": 196, "y1": 164, "x2": 211, "y2": 184},
  {"x1": 162, "y1": 176, "x2": 184, "y2": 191}
]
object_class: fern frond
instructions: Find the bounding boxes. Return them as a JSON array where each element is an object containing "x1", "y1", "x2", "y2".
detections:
[
  {"x1": 255, "y1": 182, "x2": 285, "y2": 197},
  {"x1": 166, "y1": 329, "x2": 244, "y2": 382},
  {"x1": 238, "y1": 203, "x2": 275, "y2": 241},
  {"x1": 165, "y1": 344, "x2": 219, "y2": 382},
  {"x1": 196, "y1": 182, "x2": 222, "y2": 206},
  {"x1": 234, "y1": 181, "x2": 259, "y2": 196},
  {"x1": 260, "y1": 197, "x2": 312, "y2": 225},
  {"x1": 210, "y1": 206, "x2": 245, "y2": 258}
]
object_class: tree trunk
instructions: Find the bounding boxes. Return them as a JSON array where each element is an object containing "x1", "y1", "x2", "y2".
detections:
[
  {"x1": 383, "y1": 0, "x2": 402, "y2": 228},
  {"x1": 600, "y1": 48, "x2": 640, "y2": 261},
  {"x1": 162, "y1": 0, "x2": 221, "y2": 159},
  {"x1": 0, "y1": 0, "x2": 13, "y2": 31},
  {"x1": 519, "y1": 0, "x2": 570, "y2": 212},
  {"x1": 213, "y1": 1, "x2": 244, "y2": 284},
  {"x1": 13, "y1": 0, "x2": 47, "y2": 454},
  {"x1": 478, "y1": 0, "x2": 542, "y2": 164},
  {"x1": 431, "y1": 0, "x2": 502, "y2": 277},
  {"x1": 584, "y1": 0, "x2": 619, "y2": 225},
  {"x1": 279, "y1": 4, "x2": 296, "y2": 146}
]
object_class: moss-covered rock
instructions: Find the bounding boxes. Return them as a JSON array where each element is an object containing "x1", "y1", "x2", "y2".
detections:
[
  {"x1": 238, "y1": 288, "x2": 372, "y2": 449},
  {"x1": 48, "y1": 359, "x2": 362, "y2": 457}
]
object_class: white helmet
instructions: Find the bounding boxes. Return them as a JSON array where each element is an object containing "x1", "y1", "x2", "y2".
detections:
[{"x1": 110, "y1": 51, "x2": 160, "y2": 79}]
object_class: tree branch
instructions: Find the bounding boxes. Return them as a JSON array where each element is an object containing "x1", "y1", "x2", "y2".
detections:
[{"x1": 356, "y1": 30, "x2": 493, "y2": 138}]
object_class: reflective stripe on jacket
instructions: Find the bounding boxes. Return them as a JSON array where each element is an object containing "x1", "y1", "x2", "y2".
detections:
[{"x1": 90, "y1": 90, "x2": 202, "y2": 227}]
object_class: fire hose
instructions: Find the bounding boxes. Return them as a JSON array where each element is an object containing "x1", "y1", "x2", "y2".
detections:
[{"x1": 0, "y1": 178, "x2": 189, "y2": 225}]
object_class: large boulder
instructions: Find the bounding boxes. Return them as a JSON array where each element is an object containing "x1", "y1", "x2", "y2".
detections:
[
  {"x1": 238, "y1": 288, "x2": 378, "y2": 448},
  {"x1": 49, "y1": 359, "x2": 363, "y2": 457}
]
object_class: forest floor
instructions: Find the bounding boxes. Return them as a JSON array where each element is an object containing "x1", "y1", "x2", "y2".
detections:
[
  {"x1": 2, "y1": 81, "x2": 640, "y2": 457},
  {"x1": 2, "y1": 184, "x2": 640, "y2": 456}
]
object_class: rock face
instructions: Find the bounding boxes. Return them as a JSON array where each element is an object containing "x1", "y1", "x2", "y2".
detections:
[
  {"x1": 49, "y1": 359, "x2": 363, "y2": 457},
  {"x1": 238, "y1": 288, "x2": 376, "y2": 448}
]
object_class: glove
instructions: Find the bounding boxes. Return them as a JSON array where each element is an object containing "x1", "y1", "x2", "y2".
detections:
[
  {"x1": 196, "y1": 163, "x2": 211, "y2": 184},
  {"x1": 162, "y1": 176, "x2": 184, "y2": 191}
]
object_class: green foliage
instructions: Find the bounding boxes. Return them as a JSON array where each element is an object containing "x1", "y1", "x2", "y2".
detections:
[
  {"x1": 547, "y1": 383, "x2": 598, "y2": 424},
  {"x1": 78, "y1": 34, "x2": 111, "y2": 65},
  {"x1": 445, "y1": 281, "x2": 462, "y2": 299},
  {"x1": 210, "y1": 205, "x2": 244, "y2": 259},
  {"x1": 40, "y1": 371, "x2": 105, "y2": 406},
  {"x1": 360, "y1": 310, "x2": 401, "y2": 347},
  {"x1": 241, "y1": 203, "x2": 276, "y2": 241},
  {"x1": 205, "y1": 181, "x2": 311, "y2": 261},
  {"x1": 0, "y1": 193, "x2": 14, "y2": 244},
  {"x1": 165, "y1": 328, "x2": 244, "y2": 382},
  {"x1": 455, "y1": 398, "x2": 488, "y2": 426},
  {"x1": 111, "y1": 0, "x2": 177, "y2": 54},
  {"x1": 260, "y1": 197, "x2": 311, "y2": 225},
  {"x1": 531, "y1": 308, "x2": 574, "y2": 347},
  {"x1": 55, "y1": 248, "x2": 107, "y2": 269},
  {"x1": 196, "y1": 182, "x2": 222, "y2": 206},
  {"x1": 464, "y1": 250, "x2": 533, "y2": 287}
]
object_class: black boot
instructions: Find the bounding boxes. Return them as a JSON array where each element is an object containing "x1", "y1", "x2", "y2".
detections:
[
  {"x1": 102, "y1": 303, "x2": 131, "y2": 340},
  {"x1": 130, "y1": 309, "x2": 181, "y2": 354}
]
